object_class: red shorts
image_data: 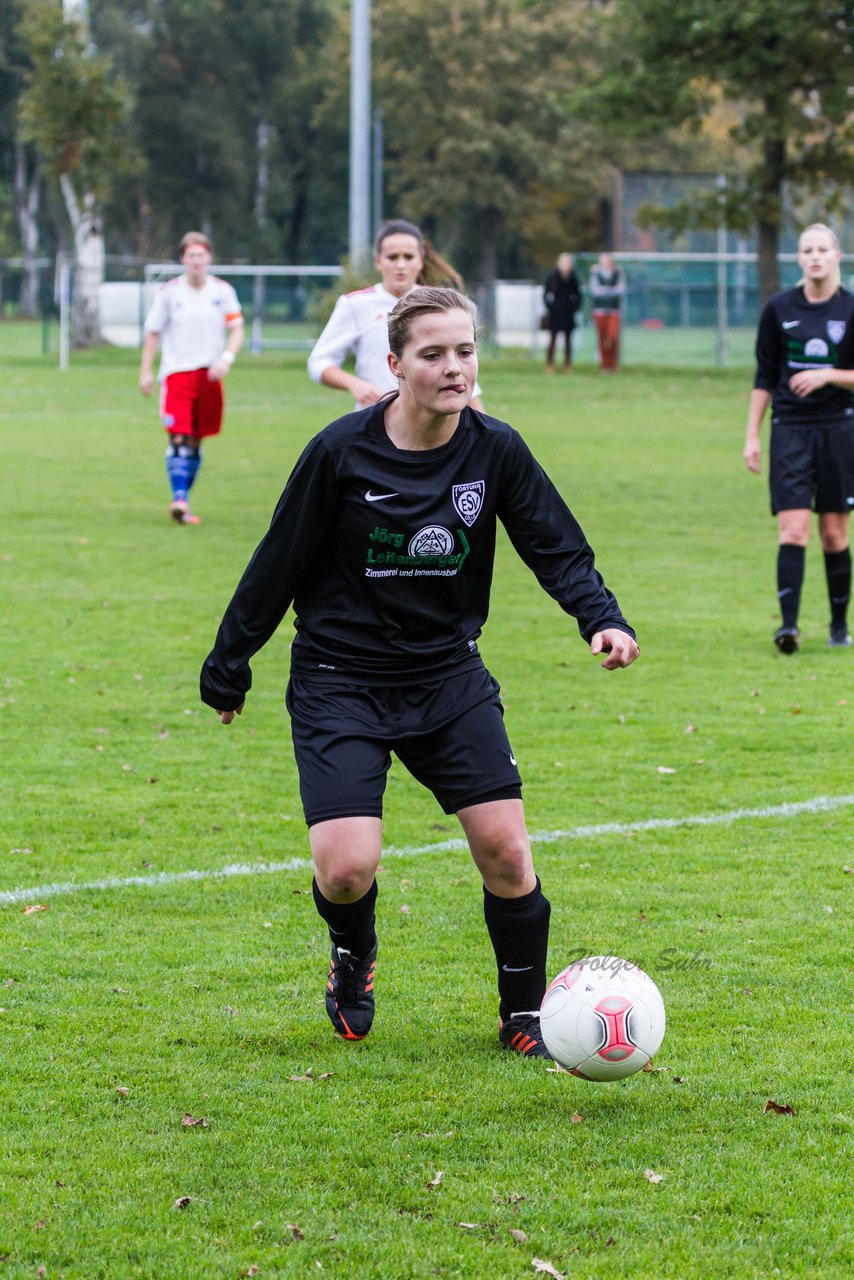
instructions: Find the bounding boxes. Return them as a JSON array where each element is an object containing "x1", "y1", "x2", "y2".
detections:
[{"x1": 160, "y1": 368, "x2": 224, "y2": 439}]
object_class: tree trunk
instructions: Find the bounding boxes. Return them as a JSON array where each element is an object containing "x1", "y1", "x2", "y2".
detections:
[
  {"x1": 473, "y1": 206, "x2": 501, "y2": 288},
  {"x1": 756, "y1": 134, "x2": 786, "y2": 305},
  {"x1": 14, "y1": 143, "x2": 42, "y2": 319},
  {"x1": 471, "y1": 206, "x2": 501, "y2": 341},
  {"x1": 253, "y1": 113, "x2": 272, "y2": 341},
  {"x1": 59, "y1": 172, "x2": 104, "y2": 346}
]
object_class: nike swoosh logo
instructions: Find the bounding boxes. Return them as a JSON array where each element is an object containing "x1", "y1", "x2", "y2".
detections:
[
  {"x1": 782, "y1": 321, "x2": 800, "y2": 329},
  {"x1": 365, "y1": 490, "x2": 399, "y2": 502}
]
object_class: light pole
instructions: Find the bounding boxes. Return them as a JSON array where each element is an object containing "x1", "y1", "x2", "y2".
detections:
[{"x1": 349, "y1": 0, "x2": 372, "y2": 270}]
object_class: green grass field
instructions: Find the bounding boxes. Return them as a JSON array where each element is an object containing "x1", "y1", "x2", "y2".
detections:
[{"x1": 1, "y1": 326, "x2": 852, "y2": 1279}]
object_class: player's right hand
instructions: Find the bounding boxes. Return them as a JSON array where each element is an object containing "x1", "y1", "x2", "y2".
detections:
[
  {"x1": 217, "y1": 703, "x2": 244, "y2": 724},
  {"x1": 354, "y1": 380, "x2": 383, "y2": 407},
  {"x1": 139, "y1": 372, "x2": 154, "y2": 396}
]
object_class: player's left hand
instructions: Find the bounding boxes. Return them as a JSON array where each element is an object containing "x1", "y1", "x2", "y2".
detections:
[
  {"x1": 207, "y1": 359, "x2": 231, "y2": 382},
  {"x1": 590, "y1": 629, "x2": 639, "y2": 670},
  {"x1": 788, "y1": 368, "x2": 829, "y2": 397}
]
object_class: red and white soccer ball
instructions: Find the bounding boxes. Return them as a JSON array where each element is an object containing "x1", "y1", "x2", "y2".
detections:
[{"x1": 540, "y1": 956, "x2": 666, "y2": 1080}]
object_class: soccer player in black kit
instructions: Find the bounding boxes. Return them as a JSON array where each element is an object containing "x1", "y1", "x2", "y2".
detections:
[
  {"x1": 744, "y1": 223, "x2": 854, "y2": 652},
  {"x1": 201, "y1": 287, "x2": 639, "y2": 1058}
]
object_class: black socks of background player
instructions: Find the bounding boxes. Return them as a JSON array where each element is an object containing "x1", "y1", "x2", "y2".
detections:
[
  {"x1": 778, "y1": 544, "x2": 851, "y2": 630},
  {"x1": 824, "y1": 548, "x2": 851, "y2": 628},
  {"x1": 312, "y1": 877, "x2": 377, "y2": 957},
  {"x1": 483, "y1": 878, "x2": 551, "y2": 1022},
  {"x1": 777, "y1": 544, "x2": 805, "y2": 630}
]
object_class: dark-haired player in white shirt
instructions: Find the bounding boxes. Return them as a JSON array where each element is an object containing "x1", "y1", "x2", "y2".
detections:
[
  {"x1": 744, "y1": 223, "x2": 854, "y2": 652},
  {"x1": 203, "y1": 287, "x2": 638, "y2": 1058},
  {"x1": 308, "y1": 218, "x2": 483, "y2": 410}
]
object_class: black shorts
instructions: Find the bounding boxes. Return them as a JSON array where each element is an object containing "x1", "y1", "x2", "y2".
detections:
[
  {"x1": 769, "y1": 420, "x2": 854, "y2": 515},
  {"x1": 286, "y1": 665, "x2": 522, "y2": 826}
]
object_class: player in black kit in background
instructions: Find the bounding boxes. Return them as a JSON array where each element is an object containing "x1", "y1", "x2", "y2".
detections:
[
  {"x1": 744, "y1": 223, "x2": 854, "y2": 653},
  {"x1": 201, "y1": 287, "x2": 639, "y2": 1058}
]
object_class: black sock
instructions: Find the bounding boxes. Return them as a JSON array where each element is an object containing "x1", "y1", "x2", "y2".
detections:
[
  {"x1": 483, "y1": 878, "x2": 551, "y2": 1022},
  {"x1": 312, "y1": 878, "x2": 377, "y2": 957},
  {"x1": 777, "y1": 544, "x2": 806, "y2": 629},
  {"x1": 824, "y1": 547, "x2": 851, "y2": 628}
]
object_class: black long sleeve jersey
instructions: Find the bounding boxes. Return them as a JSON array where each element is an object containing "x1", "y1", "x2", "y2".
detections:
[
  {"x1": 754, "y1": 285, "x2": 854, "y2": 427},
  {"x1": 200, "y1": 403, "x2": 634, "y2": 712}
]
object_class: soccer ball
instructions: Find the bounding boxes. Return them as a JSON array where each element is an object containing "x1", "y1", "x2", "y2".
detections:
[{"x1": 540, "y1": 956, "x2": 666, "y2": 1081}]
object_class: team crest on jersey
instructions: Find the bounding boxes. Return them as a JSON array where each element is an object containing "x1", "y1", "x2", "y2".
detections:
[
  {"x1": 409, "y1": 526, "x2": 454, "y2": 556},
  {"x1": 827, "y1": 320, "x2": 846, "y2": 345},
  {"x1": 805, "y1": 337, "x2": 829, "y2": 358},
  {"x1": 452, "y1": 481, "x2": 485, "y2": 527}
]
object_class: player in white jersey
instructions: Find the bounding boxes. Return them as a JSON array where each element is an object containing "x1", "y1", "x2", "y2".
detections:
[
  {"x1": 140, "y1": 231, "x2": 244, "y2": 525},
  {"x1": 308, "y1": 219, "x2": 484, "y2": 410}
]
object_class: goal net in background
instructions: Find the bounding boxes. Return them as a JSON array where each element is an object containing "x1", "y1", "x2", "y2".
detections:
[
  {"x1": 11, "y1": 250, "x2": 853, "y2": 370},
  {"x1": 99, "y1": 263, "x2": 344, "y2": 354}
]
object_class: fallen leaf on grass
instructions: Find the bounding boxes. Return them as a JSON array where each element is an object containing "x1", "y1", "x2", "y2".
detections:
[
  {"x1": 642, "y1": 1063, "x2": 668, "y2": 1073},
  {"x1": 22, "y1": 904, "x2": 47, "y2": 915},
  {"x1": 643, "y1": 1168, "x2": 663, "y2": 1184},
  {"x1": 115, "y1": 1087, "x2": 129, "y2": 1098},
  {"x1": 656, "y1": 767, "x2": 676, "y2": 775},
  {"x1": 510, "y1": 1229, "x2": 528, "y2": 1243},
  {"x1": 239, "y1": 1267, "x2": 260, "y2": 1278},
  {"x1": 426, "y1": 1170, "x2": 444, "y2": 1189},
  {"x1": 764, "y1": 1099, "x2": 796, "y2": 1116},
  {"x1": 844, "y1": 866, "x2": 854, "y2": 874},
  {"x1": 400, "y1": 904, "x2": 410, "y2": 915},
  {"x1": 289, "y1": 1068, "x2": 334, "y2": 1083},
  {"x1": 684, "y1": 723, "x2": 697, "y2": 733},
  {"x1": 639, "y1": 909, "x2": 648, "y2": 922},
  {"x1": 570, "y1": 1112, "x2": 584, "y2": 1123},
  {"x1": 10, "y1": 848, "x2": 33, "y2": 855},
  {"x1": 673, "y1": 1076, "x2": 686, "y2": 1085},
  {"x1": 458, "y1": 1222, "x2": 481, "y2": 1230},
  {"x1": 37, "y1": 1268, "x2": 46, "y2": 1279},
  {"x1": 181, "y1": 1113, "x2": 209, "y2": 1128},
  {"x1": 173, "y1": 1196, "x2": 192, "y2": 1209},
  {"x1": 532, "y1": 1259, "x2": 565, "y2": 1278},
  {"x1": 286, "y1": 1223, "x2": 304, "y2": 1240}
]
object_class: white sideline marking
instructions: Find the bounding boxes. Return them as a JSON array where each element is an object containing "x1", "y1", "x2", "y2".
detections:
[{"x1": 2, "y1": 793, "x2": 852, "y2": 909}]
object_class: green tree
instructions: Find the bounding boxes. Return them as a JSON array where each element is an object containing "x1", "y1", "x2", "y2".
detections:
[
  {"x1": 18, "y1": 0, "x2": 133, "y2": 342},
  {"x1": 105, "y1": 0, "x2": 340, "y2": 263},
  {"x1": 370, "y1": 0, "x2": 609, "y2": 286},
  {"x1": 590, "y1": 0, "x2": 854, "y2": 301}
]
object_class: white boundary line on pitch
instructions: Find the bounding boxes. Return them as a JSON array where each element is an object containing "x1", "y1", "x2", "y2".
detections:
[{"x1": 2, "y1": 793, "x2": 852, "y2": 909}]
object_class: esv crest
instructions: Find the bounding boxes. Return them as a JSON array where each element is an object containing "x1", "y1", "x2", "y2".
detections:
[
  {"x1": 452, "y1": 481, "x2": 485, "y2": 527},
  {"x1": 827, "y1": 320, "x2": 846, "y2": 345}
]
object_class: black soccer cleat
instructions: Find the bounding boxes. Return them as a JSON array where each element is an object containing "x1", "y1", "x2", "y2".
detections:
[
  {"x1": 828, "y1": 623, "x2": 852, "y2": 648},
  {"x1": 774, "y1": 626, "x2": 800, "y2": 654},
  {"x1": 498, "y1": 1012, "x2": 552, "y2": 1059},
  {"x1": 325, "y1": 939, "x2": 377, "y2": 1041}
]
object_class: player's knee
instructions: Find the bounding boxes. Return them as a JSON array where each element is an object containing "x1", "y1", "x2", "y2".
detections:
[
  {"x1": 316, "y1": 860, "x2": 375, "y2": 902},
  {"x1": 482, "y1": 833, "x2": 533, "y2": 886}
]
